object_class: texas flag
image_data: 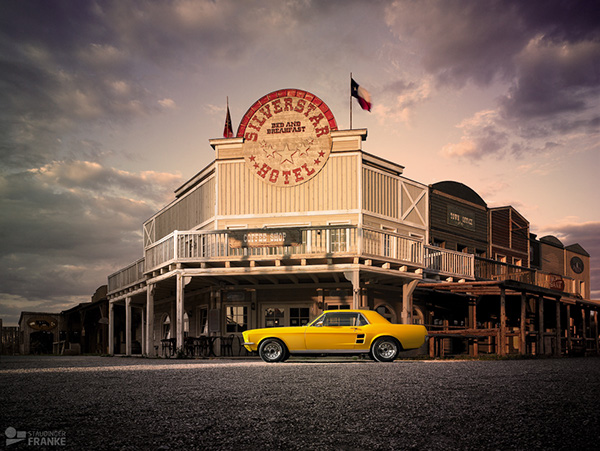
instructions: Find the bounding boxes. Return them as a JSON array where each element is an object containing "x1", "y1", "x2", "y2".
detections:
[{"x1": 351, "y1": 78, "x2": 372, "y2": 112}]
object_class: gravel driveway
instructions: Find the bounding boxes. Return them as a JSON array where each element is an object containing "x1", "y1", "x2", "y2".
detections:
[{"x1": 1, "y1": 356, "x2": 599, "y2": 450}]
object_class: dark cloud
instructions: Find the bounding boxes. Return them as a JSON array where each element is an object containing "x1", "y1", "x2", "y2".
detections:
[
  {"x1": 0, "y1": 161, "x2": 182, "y2": 324},
  {"x1": 386, "y1": 0, "x2": 600, "y2": 157}
]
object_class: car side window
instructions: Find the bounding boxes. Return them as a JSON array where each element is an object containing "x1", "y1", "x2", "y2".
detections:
[
  {"x1": 357, "y1": 313, "x2": 369, "y2": 326},
  {"x1": 323, "y1": 312, "x2": 360, "y2": 327}
]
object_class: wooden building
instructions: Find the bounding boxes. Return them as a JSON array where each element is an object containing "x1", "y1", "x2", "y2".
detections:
[{"x1": 106, "y1": 88, "x2": 599, "y2": 358}]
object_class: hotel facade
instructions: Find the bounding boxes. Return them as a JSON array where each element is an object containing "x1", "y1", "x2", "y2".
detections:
[{"x1": 106, "y1": 89, "x2": 597, "y2": 359}]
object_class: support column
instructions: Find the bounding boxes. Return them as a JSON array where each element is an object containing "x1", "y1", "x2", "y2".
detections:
[
  {"x1": 108, "y1": 301, "x2": 114, "y2": 355},
  {"x1": 146, "y1": 284, "x2": 155, "y2": 357},
  {"x1": 566, "y1": 305, "x2": 572, "y2": 354},
  {"x1": 594, "y1": 310, "x2": 600, "y2": 354},
  {"x1": 582, "y1": 307, "x2": 587, "y2": 355},
  {"x1": 538, "y1": 296, "x2": 545, "y2": 355},
  {"x1": 555, "y1": 298, "x2": 561, "y2": 357},
  {"x1": 402, "y1": 280, "x2": 419, "y2": 325},
  {"x1": 176, "y1": 273, "x2": 185, "y2": 352},
  {"x1": 141, "y1": 307, "x2": 146, "y2": 355},
  {"x1": 499, "y1": 287, "x2": 506, "y2": 356},
  {"x1": 520, "y1": 293, "x2": 527, "y2": 355},
  {"x1": 469, "y1": 298, "x2": 479, "y2": 357},
  {"x1": 125, "y1": 297, "x2": 132, "y2": 356},
  {"x1": 343, "y1": 270, "x2": 361, "y2": 310}
]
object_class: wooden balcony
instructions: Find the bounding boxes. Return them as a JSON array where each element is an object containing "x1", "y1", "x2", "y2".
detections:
[
  {"x1": 108, "y1": 226, "x2": 478, "y2": 294},
  {"x1": 107, "y1": 258, "x2": 145, "y2": 294},
  {"x1": 424, "y1": 246, "x2": 474, "y2": 281},
  {"x1": 475, "y1": 257, "x2": 579, "y2": 296}
]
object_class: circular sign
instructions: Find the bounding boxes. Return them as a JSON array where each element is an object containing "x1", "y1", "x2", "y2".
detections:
[
  {"x1": 237, "y1": 89, "x2": 337, "y2": 187},
  {"x1": 570, "y1": 256, "x2": 584, "y2": 274}
]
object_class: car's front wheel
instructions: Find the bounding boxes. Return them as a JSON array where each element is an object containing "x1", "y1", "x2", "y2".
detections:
[
  {"x1": 371, "y1": 337, "x2": 400, "y2": 362},
  {"x1": 258, "y1": 338, "x2": 288, "y2": 363}
]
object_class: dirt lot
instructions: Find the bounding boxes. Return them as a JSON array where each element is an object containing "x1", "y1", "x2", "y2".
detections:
[{"x1": 1, "y1": 356, "x2": 599, "y2": 450}]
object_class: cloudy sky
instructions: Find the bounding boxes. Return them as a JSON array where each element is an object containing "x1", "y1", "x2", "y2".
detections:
[{"x1": 1, "y1": 0, "x2": 599, "y2": 325}]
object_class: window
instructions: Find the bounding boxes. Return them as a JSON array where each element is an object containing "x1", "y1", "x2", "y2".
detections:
[
  {"x1": 183, "y1": 312, "x2": 189, "y2": 338},
  {"x1": 290, "y1": 308, "x2": 310, "y2": 326},
  {"x1": 226, "y1": 306, "x2": 248, "y2": 333},
  {"x1": 313, "y1": 312, "x2": 368, "y2": 327},
  {"x1": 513, "y1": 258, "x2": 522, "y2": 266},
  {"x1": 381, "y1": 226, "x2": 397, "y2": 258},
  {"x1": 197, "y1": 306, "x2": 208, "y2": 335},
  {"x1": 376, "y1": 305, "x2": 395, "y2": 323},
  {"x1": 457, "y1": 244, "x2": 468, "y2": 253},
  {"x1": 326, "y1": 304, "x2": 351, "y2": 310},
  {"x1": 433, "y1": 239, "x2": 446, "y2": 248},
  {"x1": 265, "y1": 308, "x2": 285, "y2": 328},
  {"x1": 413, "y1": 306, "x2": 425, "y2": 325},
  {"x1": 162, "y1": 315, "x2": 171, "y2": 339},
  {"x1": 329, "y1": 228, "x2": 348, "y2": 252}
]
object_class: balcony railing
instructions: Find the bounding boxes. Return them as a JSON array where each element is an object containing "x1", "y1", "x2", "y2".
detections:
[
  {"x1": 145, "y1": 226, "x2": 427, "y2": 272},
  {"x1": 109, "y1": 226, "x2": 479, "y2": 294},
  {"x1": 108, "y1": 258, "x2": 145, "y2": 293},
  {"x1": 475, "y1": 257, "x2": 578, "y2": 295},
  {"x1": 425, "y1": 246, "x2": 474, "y2": 280}
]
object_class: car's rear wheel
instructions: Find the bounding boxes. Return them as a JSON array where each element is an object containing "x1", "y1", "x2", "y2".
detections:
[
  {"x1": 258, "y1": 338, "x2": 288, "y2": 363},
  {"x1": 371, "y1": 337, "x2": 400, "y2": 362}
]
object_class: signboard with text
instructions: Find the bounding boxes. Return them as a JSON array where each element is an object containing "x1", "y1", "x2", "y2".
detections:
[
  {"x1": 228, "y1": 229, "x2": 302, "y2": 248},
  {"x1": 238, "y1": 89, "x2": 337, "y2": 187},
  {"x1": 447, "y1": 206, "x2": 476, "y2": 231}
]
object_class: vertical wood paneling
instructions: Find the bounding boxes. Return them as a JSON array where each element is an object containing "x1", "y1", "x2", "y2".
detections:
[{"x1": 218, "y1": 155, "x2": 358, "y2": 216}]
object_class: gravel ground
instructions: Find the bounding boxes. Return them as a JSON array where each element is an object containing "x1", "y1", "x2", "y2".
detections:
[{"x1": 1, "y1": 355, "x2": 599, "y2": 450}]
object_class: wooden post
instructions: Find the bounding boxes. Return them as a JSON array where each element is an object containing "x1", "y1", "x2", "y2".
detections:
[
  {"x1": 582, "y1": 307, "x2": 587, "y2": 355},
  {"x1": 499, "y1": 287, "x2": 506, "y2": 356},
  {"x1": 108, "y1": 301, "x2": 114, "y2": 355},
  {"x1": 520, "y1": 293, "x2": 527, "y2": 355},
  {"x1": 402, "y1": 280, "x2": 419, "y2": 324},
  {"x1": 594, "y1": 310, "x2": 600, "y2": 354},
  {"x1": 469, "y1": 299, "x2": 477, "y2": 357},
  {"x1": 538, "y1": 295, "x2": 545, "y2": 355},
  {"x1": 566, "y1": 305, "x2": 572, "y2": 355},
  {"x1": 555, "y1": 298, "x2": 561, "y2": 357},
  {"x1": 146, "y1": 284, "x2": 155, "y2": 357},
  {"x1": 176, "y1": 273, "x2": 185, "y2": 353},
  {"x1": 125, "y1": 296, "x2": 132, "y2": 356}
]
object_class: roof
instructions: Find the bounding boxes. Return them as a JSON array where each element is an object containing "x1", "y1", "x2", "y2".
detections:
[
  {"x1": 539, "y1": 235, "x2": 564, "y2": 248},
  {"x1": 430, "y1": 181, "x2": 487, "y2": 207}
]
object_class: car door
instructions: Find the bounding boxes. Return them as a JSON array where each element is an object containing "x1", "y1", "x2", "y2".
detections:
[{"x1": 304, "y1": 312, "x2": 362, "y2": 351}]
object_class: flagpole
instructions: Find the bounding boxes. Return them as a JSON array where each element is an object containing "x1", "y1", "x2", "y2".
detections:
[{"x1": 350, "y1": 72, "x2": 353, "y2": 130}]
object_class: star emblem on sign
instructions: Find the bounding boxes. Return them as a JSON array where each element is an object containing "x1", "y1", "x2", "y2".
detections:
[{"x1": 274, "y1": 143, "x2": 298, "y2": 165}]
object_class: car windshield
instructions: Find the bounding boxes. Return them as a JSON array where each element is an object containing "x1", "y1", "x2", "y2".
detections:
[{"x1": 309, "y1": 312, "x2": 369, "y2": 327}]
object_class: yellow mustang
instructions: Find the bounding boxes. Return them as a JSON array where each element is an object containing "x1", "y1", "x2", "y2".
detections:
[{"x1": 243, "y1": 309, "x2": 427, "y2": 362}]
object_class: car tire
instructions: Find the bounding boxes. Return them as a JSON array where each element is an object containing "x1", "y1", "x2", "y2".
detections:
[
  {"x1": 371, "y1": 337, "x2": 400, "y2": 362},
  {"x1": 258, "y1": 338, "x2": 288, "y2": 363}
]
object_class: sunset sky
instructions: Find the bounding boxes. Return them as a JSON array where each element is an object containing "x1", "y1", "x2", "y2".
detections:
[{"x1": 1, "y1": 0, "x2": 599, "y2": 325}]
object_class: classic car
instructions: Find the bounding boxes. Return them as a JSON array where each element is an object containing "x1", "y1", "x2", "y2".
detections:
[{"x1": 242, "y1": 309, "x2": 428, "y2": 362}]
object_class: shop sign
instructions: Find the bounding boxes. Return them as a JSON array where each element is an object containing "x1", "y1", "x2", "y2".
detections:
[
  {"x1": 447, "y1": 206, "x2": 475, "y2": 231},
  {"x1": 238, "y1": 89, "x2": 337, "y2": 187},
  {"x1": 549, "y1": 275, "x2": 565, "y2": 291},
  {"x1": 228, "y1": 229, "x2": 301, "y2": 248},
  {"x1": 27, "y1": 317, "x2": 57, "y2": 331}
]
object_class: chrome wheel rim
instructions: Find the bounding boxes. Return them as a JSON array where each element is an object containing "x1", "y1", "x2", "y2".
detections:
[
  {"x1": 377, "y1": 340, "x2": 397, "y2": 359},
  {"x1": 264, "y1": 342, "x2": 282, "y2": 360}
]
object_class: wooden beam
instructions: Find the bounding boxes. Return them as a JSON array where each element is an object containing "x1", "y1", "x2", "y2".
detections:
[
  {"x1": 499, "y1": 287, "x2": 506, "y2": 356},
  {"x1": 538, "y1": 295, "x2": 545, "y2": 355},
  {"x1": 520, "y1": 293, "x2": 527, "y2": 355},
  {"x1": 555, "y1": 298, "x2": 561, "y2": 357}
]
